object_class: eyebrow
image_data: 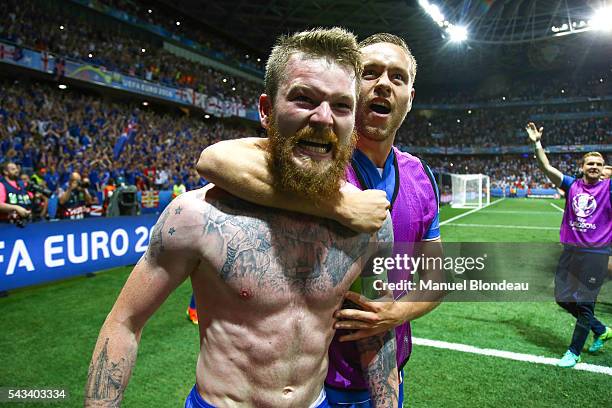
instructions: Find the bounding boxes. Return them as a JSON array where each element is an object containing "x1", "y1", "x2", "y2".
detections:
[
  {"x1": 363, "y1": 61, "x2": 409, "y2": 77},
  {"x1": 287, "y1": 84, "x2": 355, "y2": 102}
]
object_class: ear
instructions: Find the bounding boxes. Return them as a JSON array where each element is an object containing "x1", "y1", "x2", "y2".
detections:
[
  {"x1": 259, "y1": 94, "x2": 272, "y2": 129},
  {"x1": 406, "y1": 87, "x2": 415, "y2": 112}
]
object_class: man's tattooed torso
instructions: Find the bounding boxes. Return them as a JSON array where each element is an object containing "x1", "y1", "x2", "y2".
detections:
[{"x1": 199, "y1": 189, "x2": 374, "y2": 302}]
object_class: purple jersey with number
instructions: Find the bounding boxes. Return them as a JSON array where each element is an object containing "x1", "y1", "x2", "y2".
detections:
[
  {"x1": 560, "y1": 176, "x2": 612, "y2": 248},
  {"x1": 325, "y1": 146, "x2": 439, "y2": 389}
]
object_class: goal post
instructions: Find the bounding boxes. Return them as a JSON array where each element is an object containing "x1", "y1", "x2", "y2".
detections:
[{"x1": 450, "y1": 174, "x2": 490, "y2": 208}]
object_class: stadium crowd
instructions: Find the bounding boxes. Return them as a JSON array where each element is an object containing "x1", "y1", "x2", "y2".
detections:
[
  {"x1": 397, "y1": 106, "x2": 611, "y2": 148},
  {"x1": 0, "y1": 79, "x2": 256, "y2": 200},
  {"x1": 425, "y1": 154, "x2": 583, "y2": 190},
  {"x1": 0, "y1": 0, "x2": 261, "y2": 109},
  {"x1": 101, "y1": 0, "x2": 265, "y2": 72},
  {"x1": 418, "y1": 65, "x2": 611, "y2": 104}
]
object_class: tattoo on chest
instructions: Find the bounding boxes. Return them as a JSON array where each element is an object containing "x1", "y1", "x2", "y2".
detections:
[{"x1": 203, "y1": 197, "x2": 371, "y2": 294}]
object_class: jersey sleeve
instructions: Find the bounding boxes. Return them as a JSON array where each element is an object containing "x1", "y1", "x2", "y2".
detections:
[
  {"x1": 0, "y1": 183, "x2": 6, "y2": 203},
  {"x1": 422, "y1": 165, "x2": 441, "y2": 241},
  {"x1": 559, "y1": 174, "x2": 575, "y2": 193}
]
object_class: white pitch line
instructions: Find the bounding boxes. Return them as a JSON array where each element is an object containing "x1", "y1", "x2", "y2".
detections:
[
  {"x1": 446, "y1": 223, "x2": 558, "y2": 230},
  {"x1": 550, "y1": 202, "x2": 565, "y2": 213},
  {"x1": 440, "y1": 198, "x2": 505, "y2": 226},
  {"x1": 413, "y1": 337, "x2": 612, "y2": 376},
  {"x1": 483, "y1": 210, "x2": 561, "y2": 215}
]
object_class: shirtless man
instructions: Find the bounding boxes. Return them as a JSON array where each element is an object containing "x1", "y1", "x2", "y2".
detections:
[
  {"x1": 196, "y1": 33, "x2": 442, "y2": 407},
  {"x1": 84, "y1": 28, "x2": 398, "y2": 408}
]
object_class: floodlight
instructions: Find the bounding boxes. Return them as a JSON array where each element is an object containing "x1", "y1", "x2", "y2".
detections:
[
  {"x1": 448, "y1": 25, "x2": 468, "y2": 42},
  {"x1": 590, "y1": 6, "x2": 612, "y2": 31}
]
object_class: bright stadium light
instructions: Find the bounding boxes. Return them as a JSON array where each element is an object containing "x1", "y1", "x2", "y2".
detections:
[
  {"x1": 176, "y1": 21, "x2": 181, "y2": 26},
  {"x1": 590, "y1": 6, "x2": 612, "y2": 32},
  {"x1": 222, "y1": 78, "x2": 227, "y2": 83},
  {"x1": 59, "y1": 25, "x2": 64, "y2": 30},
  {"x1": 142, "y1": 101, "x2": 149, "y2": 106},
  {"x1": 88, "y1": 53, "x2": 93, "y2": 58},
  {"x1": 419, "y1": 0, "x2": 468, "y2": 42},
  {"x1": 58, "y1": 84, "x2": 67, "y2": 90},
  {"x1": 204, "y1": 114, "x2": 210, "y2": 119},
  {"x1": 147, "y1": 9, "x2": 152, "y2": 13},
  {"x1": 448, "y1": 25, "x2": 468, "y2": 42},
  {"x1": 141, "y1": 48, "x2": 146, "y2": 53},
  {"x1": 419, "y1": 0, "x2": 445, "y2": 25}
]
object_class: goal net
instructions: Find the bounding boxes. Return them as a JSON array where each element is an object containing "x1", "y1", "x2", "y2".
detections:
[{"x1": 450, "y1": 174, "x2": 490, "y2": 208}]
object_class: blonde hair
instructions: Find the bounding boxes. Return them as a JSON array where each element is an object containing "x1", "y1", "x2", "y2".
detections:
[
  {"x1": 359, "y1": 33, "x2": 417, "y2": 84},
  {"x1": 582, "y1": 151, "x2": 605, "y2": 165},
  {"x1": 265, "y1": 27, "x2": 362, "y2": 101}
]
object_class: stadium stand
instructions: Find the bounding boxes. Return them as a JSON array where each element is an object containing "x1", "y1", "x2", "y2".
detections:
[
  {"x1": 0, "y1": 0, "x2": 261, "y2": 109},
  {"x1": 0, "y1": 78, "x2": 256, "y2": 197}
]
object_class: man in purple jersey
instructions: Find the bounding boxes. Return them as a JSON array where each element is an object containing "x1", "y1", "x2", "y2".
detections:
[
  {"x1": 527, "y1": 122, "x2": 611, "y2": 367},
  {"x1": 196, "y1": 33, "x2": 443, "y2": 407}
]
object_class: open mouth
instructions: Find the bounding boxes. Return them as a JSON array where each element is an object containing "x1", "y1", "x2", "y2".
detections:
[
  {"x1": 296, "y1": 138, "x2": 333, "y2": 154},
  {"x1": 369, "y1": 103, "x2": 391, "y2": 115}
]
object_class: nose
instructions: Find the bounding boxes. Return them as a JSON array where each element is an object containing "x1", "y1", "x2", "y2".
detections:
[
  {"x1": 374, "y1": 73, "x2": 392, "y2": 98},
  {"x1": 309, "y1": 101, "x2": 333, "y2": 129}
]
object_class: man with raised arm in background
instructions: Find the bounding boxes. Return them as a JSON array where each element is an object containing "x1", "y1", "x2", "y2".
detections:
[
  {"x1": 85, "y1": 28, "x2": 399, "y2": 408},
  {"x1": 526, "y1": 122, "x2": 611, "y2": 367},
  {"x1": 196, "y1": 33, "x2": 443, "y2": 407}
]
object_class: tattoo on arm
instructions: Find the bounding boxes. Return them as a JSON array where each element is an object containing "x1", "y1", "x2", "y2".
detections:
[
  {"x1": 144, "y1": 206, "x2": 172, "y2": 262},
  {"x1": 85, "y1": 338, "x2": 136, "y2": 407},
  {"x1": 357, "y1": 331, "x2": 399, "y2": 408}
]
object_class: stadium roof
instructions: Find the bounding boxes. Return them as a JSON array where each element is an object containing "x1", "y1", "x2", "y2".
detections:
[{"x1": 160, "y1": 0, "x2": 612, "y2": 85}]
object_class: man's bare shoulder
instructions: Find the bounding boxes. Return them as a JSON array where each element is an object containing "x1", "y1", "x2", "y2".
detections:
[{"x1": 144, "y1": 187, "x2": 216, "y2": 260}]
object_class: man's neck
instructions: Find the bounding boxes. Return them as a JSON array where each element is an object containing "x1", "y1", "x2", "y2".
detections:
[
  {"x1": 583, "y1": 176, "x2": 601, "y2": 186},
  {"x1": 356, "y1": 135, "x2": 394, "y2": 167}
]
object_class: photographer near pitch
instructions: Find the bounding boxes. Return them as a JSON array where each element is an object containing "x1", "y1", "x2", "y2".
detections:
[
  {"x1": 57, "y1": 171, "x2": 94, "y2": 220},
  {"x1": 0, "y1": 161, "x2": 32, "y2": 225}
]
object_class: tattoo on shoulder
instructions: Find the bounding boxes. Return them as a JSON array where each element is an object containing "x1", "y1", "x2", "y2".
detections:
[{"x1": 144, "y1": 207, "x2": 172, "y2": 261}]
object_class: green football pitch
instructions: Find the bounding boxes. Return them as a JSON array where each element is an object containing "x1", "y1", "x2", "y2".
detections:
[{"x1": 1, "y1": 198, "x2": 610, "y2": 407}]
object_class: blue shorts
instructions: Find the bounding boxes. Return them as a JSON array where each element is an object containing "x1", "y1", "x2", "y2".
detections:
[
  {"x1": 185, "y1": 385, "x2": 329, "y2": 408},
  {"x1": 555, "y1": 247, "x2": 608, "y2": 303},
  {"x1": 325, "y1": 371, "x2": 405, "y2": 408}
]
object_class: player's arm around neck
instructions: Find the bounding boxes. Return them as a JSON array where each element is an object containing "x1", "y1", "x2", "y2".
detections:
[
  {"x1": 84, "y1": 193, "x2": 204, "y2": 407},
  {"x1": 196, "y1": 138, "x2": 389, "y2": 233},
  {"x1": 526, "y1": 122, "x2": 563, "y2": 187}
]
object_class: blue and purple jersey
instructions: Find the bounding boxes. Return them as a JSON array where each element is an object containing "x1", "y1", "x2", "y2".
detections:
[
  {"x1": 559, "y1": 175, "x2": 612, "y2": 251},
  {"x1": 326, "y1": 146, "x2": 440, "y2": 390}
]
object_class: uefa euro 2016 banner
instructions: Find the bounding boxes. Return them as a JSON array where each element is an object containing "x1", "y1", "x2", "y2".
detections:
[{"x1": 0, "y1": 215, "x2": 159, "y2": 292}]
